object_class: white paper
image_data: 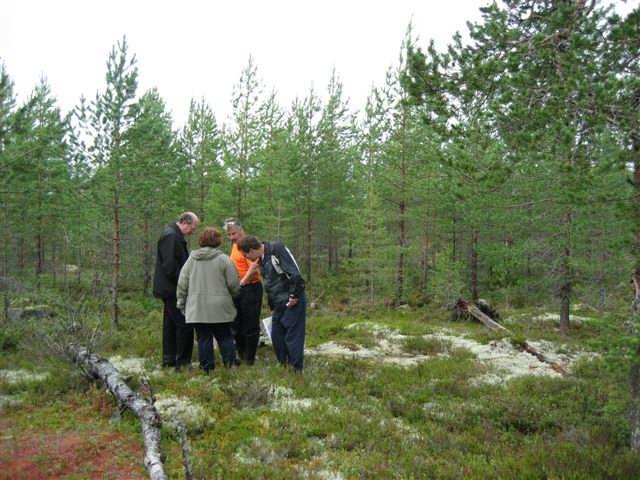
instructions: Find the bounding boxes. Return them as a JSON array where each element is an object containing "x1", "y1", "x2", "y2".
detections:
[{"x1": 261, "y1": 316, "x2": 272, "y2": 340}]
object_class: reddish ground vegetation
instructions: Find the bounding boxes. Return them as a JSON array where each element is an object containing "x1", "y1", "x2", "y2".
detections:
[{"x1": 0, "y1": 421, "x2": 146, "y2": 480}]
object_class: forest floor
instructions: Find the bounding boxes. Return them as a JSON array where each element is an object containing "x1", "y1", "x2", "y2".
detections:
[
  {"x1": 1, "y1": 297, "x2": 639, "y2": 479},
  {"x1": 0, "y1": 388, "x2": 147, "y2": 479}
]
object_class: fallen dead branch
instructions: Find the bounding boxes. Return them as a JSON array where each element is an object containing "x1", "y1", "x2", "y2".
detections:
[
  {"x1": 632, "y1": 271, "x2": 640, "y2": 314},
  {"x1": 176, "y1": 423, "x2": 194, "y2": 480},
  {"x1": 454, "y1": 299, "x2": 569, "y2": 376},
  {"x1": 71, "y1": 348, "x2": 167, "y2": 480},
  {"x1": 455, "y1": 299, "x2": 508, "y2": 332}
]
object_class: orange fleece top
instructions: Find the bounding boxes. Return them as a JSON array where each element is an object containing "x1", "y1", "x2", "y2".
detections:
[{"x1": 230, "y1": 243, "x2": 261, "y2": 285}]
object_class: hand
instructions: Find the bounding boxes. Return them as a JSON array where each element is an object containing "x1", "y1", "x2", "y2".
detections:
[
  {"x1": 286, "y1": 297, "x2": 299, "y2": 308},
  {"x1": 247, "y1": 260, "x2": 259, "y2": 276}
]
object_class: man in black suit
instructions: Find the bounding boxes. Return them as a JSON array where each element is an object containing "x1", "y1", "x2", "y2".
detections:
[{"x1": 153, "y1": 212, "x2": 200, "y2": 368}]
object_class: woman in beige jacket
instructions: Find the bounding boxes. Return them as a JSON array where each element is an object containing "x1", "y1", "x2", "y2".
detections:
[{"x1": 177, "y1": 227, "x2": 240, "y2": 371}]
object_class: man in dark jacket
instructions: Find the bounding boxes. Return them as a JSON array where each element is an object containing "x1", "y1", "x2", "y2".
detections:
[
  {"x1": 236, "y1": 235, "x2": 306, "y2": 371},
  {"x1": 153, "y1": 212, "x2": 200, "y2": 368}
]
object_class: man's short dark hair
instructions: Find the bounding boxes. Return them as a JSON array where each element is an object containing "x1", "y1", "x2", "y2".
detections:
[
  {"x1": 237, "y1": 235, "x2": 261, "y2": 253},
  {"x1": 178, "y1": 212, "x2": 196, "y2": 225},
  {"x1": 199, "y1": 227, "x2": 222, "y2": 248}
]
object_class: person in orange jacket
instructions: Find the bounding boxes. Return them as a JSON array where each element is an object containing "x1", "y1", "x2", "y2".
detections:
[{"x1": 223, "y1": 218, "x2": 263, "y2": 365}]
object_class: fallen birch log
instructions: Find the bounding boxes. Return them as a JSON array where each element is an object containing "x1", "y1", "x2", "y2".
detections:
[
  {"x1": 71, "y1": 348, "x2": 168, "y2": 480},
  {"x1": 454, "y1": 299, "x2": 569, "y2": 376}
]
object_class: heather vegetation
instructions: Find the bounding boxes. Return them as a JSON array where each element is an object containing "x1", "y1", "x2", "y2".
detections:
[{"x1": 2, "y1": 1, "x2": 640, "y2": 478}]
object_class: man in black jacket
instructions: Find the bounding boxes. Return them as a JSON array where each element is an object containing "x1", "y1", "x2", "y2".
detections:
[
  {"x1": 153, "y1": 212, "x2": 200, "y2": 368},
  {"x1": 237, "y1": 235, "x2": 306, "y2": 371}
]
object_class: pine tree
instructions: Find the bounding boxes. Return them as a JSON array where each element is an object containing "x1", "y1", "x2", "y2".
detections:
[
  {"x1": 16, "y1": 80, "x2": 69, "y2": 288},
  {"x1": 224, "y1": 56, "x2": 266, "y2": 221},
  {"x1": 82, "y1": 37, "x2": 138, "y2": 326},
  {"x1": 123, "y1": 88, "x2": 180, "y2": 294},
  {"x1": 0, "y1": 64, "x2": 16, "y2": 320},
  {"x1": 180, "y1": 97, "x2": 223, "y2": 223}
]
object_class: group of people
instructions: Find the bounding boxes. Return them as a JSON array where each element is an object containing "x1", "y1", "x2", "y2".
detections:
[{"x1": 152, "y1": 212, "x2": 307, "y2": 373}]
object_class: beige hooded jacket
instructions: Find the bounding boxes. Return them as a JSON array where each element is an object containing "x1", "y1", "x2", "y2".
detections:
[{"x1": 176, "y1": 247, "x2": 240, "y2": 324}]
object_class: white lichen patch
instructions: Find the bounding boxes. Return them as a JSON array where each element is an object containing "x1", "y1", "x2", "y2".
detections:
[
  {"x1": 269, "y1": 385, "x2": 315, "y2": 412},
  {"x1": 308, "y1": 321, "x2": 593, "y2": 385},
  {"x1": 422, "y1": 401, "x2": 455, "y2": 420},
  {"x1": 505, "y1": 312, "x2": 595, "y2": 325},
  {"x1": 234, "y1": 437, "x2": 282, "y2": 465},
  {"x1": 0, "y1": 369, "x2": 50, "y2": 384},
  {"x1": 307, "y1": 337, "x2": 431, "y2": 367},
  {"x1": 314, "y1": 469, "x2": 345, "y2": 480},
  {"x1": 383, "y1": 417, "x2": 424, "y2": 444},
  {"x1": 108, "y1": 356, "x2": 148, "y2": 376},
  {"x1": 533, "y1": 312, "x2": 594, "y2": 324},
  {"x1": 154, "y1": 394, "x2": 211, "y2": 430},
  {"x1": 426, "y1": 334, "x2": 576, "y2": 385},
  {"x1": 297, "y1": 462, "x2": 345, "y2": 480},
  {"x1": 107, "y1": 355, "x2": 165, "y2": 379},
  {"x1": 346, "y1": 321, "x2": 395, "y2": 337},
  {"x1": 526, "y1": 339, "x2": 598, "y2": 364},
  {"x1": 0, "y1": 394, "x2": 23, "y2": 409}
]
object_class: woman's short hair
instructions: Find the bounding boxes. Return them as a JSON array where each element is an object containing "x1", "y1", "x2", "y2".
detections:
[{"x1": 199, "y1": 227, "x2": 222, "y2": 248}]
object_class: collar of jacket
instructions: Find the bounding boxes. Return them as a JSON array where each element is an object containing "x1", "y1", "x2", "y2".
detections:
[
  {"x1": 261, "y1": 241, "x2": 272, "y2": 264},
  {"x1": 170, "y1": 223, "x2": 185, "y2": 239}
]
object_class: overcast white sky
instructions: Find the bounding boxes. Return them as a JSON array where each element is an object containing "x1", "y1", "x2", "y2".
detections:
[{"x1": 1, "y1": 1, "x2": 636, "y2": 128}]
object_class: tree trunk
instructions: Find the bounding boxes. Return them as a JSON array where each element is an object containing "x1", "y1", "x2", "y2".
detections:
[
  {"x1": 36, "y1": 171, "x2": 44, "y2": 281},
  {"x1": 633, "y1": 130, "x2": 640, "y2": 274},
  {"x1": 395, "y1": 107, "x2": 408, "y2": 305},
  {"x1": 421, "y1": 236, "x2": 429, "y2": 298},
  {"x1": 452, "y1": 214, "x2": 457, "y2": 263},
  {"x1": 306, "y1": 201, "x2": 313, "y2": 285},
  {"x1": 2, "y1": 191, "x2": 8, "y2": 322},
  {"x1": 71, "y1": 348, "x2": 168, "y2": 480},
  {"x1": 471, "y1": 226, "x2": 478, "y2": 303},
  {"x1": 396, "y1": 208, "x2": 406, "y2": 305},
  {"x1": 36, "y1": 232, "x2": 44, "y2": 277},
  {"x1": 112, "y1": 184, "x2": 121, "y2": 327},
  {"x1": 51, "y1": 242, "x2": 57, "y2": 287},
  {"x1": 327, "y1": 231, "x2": 333, "y2": 272},
  {"x1": 143, "y1": 216, "x2": 151, "y2": 296},
  {"x1": 631, "y1": 342, "x2": 640, "y2": 452},
  {"x1": 559, "y1": 207, "x2": 572, "y2": 334},
  {"x1": 199, "y1": 140, "x2": 206, "y2": 224},
  {"x1": 629, "y1": 101, "x2": 640, "y2": 452},
  {"x1": 18, "y1": 236, "x2": 24, "y2": 272}
]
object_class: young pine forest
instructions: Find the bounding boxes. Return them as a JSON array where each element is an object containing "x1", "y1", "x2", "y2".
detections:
[{"x1": 2, "y1": 2, "x2": 640, "y2": 479}]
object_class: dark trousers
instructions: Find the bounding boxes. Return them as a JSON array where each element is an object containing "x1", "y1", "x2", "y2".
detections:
[
  {"x1": 162, "y1": 297, "x2": 194, "y2": 367},
  {"x1": 233, "y1": 282, "x2": 263, "y2": 365},
  {"x1": 271, "y1": 295, "x2": 306, "y2": 371},
  {"x1": 194, "y1": 323, "x2": 238, "y2": 371}
]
